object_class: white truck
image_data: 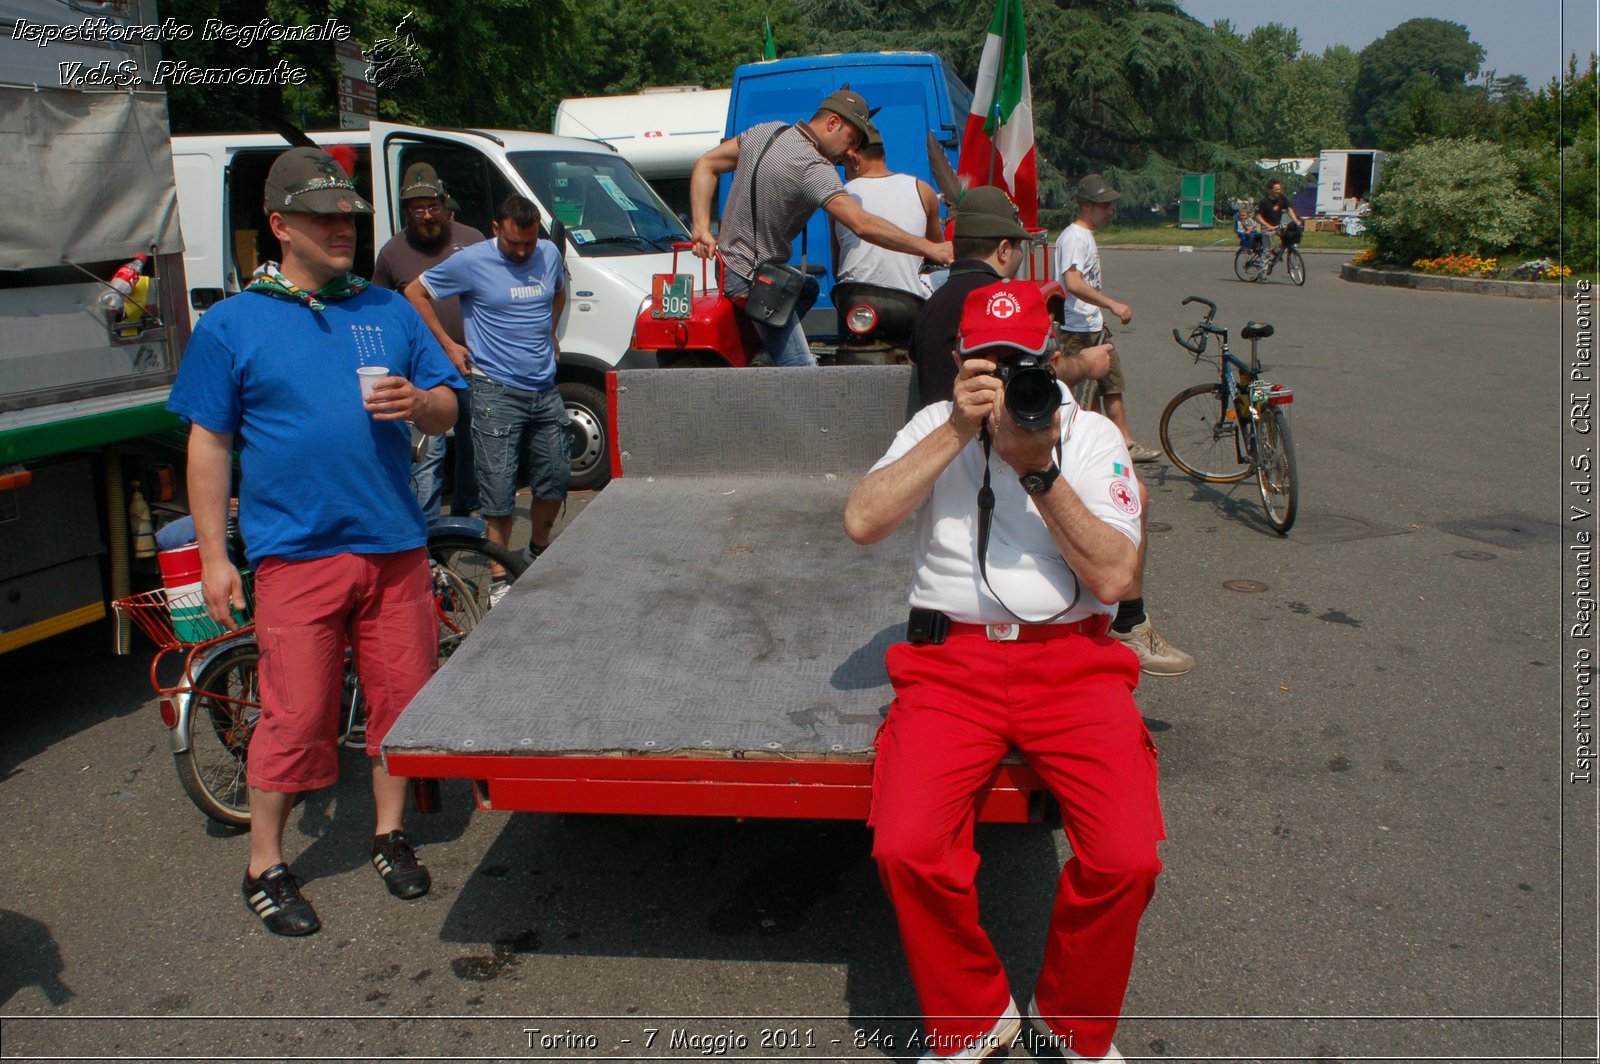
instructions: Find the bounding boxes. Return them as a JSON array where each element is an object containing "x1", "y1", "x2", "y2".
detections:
[
  {"x1": 172, "y1": 123, "x2": 694, "y2": 491},
  {"x1": 0, "y1": 0, "x2": 190, "y2": 655},
  {"x1": 1311, "y1": 148, "x2": 1386, "y2": 216},
  {"x1": 552, "y1": 87, "x2": 731, "y2": 222}
]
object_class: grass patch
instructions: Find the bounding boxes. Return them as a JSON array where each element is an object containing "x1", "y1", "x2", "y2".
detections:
[{"x1": 1089, "y1": 222, "x2": 1365, "y2": 251}]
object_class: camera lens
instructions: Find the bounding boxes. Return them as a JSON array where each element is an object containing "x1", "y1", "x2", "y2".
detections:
[{"x1": 1004, "y1": 362, "x2": 1060, "y2": 431}]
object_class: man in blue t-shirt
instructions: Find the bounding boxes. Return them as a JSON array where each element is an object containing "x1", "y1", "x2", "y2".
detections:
[
  {"x1": 407, "y1": 195, "x2": 568, "y2": 571},
  {"x1": 168, "y1": 147, "x2": 464, "y2": 938}
]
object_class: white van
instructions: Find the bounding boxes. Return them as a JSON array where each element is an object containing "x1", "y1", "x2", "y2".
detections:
[
  {"x1": 171, "y1": 122, "x2": 692, "y2": 490},
  {"x1": 553, "y1": 87, "x2": 730, "y2": 221}
]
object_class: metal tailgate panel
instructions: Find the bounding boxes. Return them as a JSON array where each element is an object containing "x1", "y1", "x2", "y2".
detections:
[{"x1": 385, "y1": 475, "x2": 912, "y2": 759}]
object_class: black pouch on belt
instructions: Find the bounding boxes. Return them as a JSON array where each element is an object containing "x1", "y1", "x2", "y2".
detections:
[{"x1": 907, "y1": 608, "x2": 950, "y2": 645}]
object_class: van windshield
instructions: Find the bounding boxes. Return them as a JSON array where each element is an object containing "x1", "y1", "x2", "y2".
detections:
[{"x1": 509, "y1": 151, "x2": 688, "y2": 255}]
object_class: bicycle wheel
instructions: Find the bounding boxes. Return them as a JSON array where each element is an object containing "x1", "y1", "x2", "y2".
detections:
[
  {"x1": 432, "y1": 562, "x2": 484, "y2": 661},
  {"x1": 427, "y1": 534, "x2": 528, "y2": 617},
  {"x1": 1159, "y1": 383, "x2": 1253, "y2": 483},
  {"x1": 1286, "y1": 248, "x2": 1306, "y2": 286},
  {"x1": 1254, "y1": 406, "x2": 1299, "y2": 534},
  {"x1": 175, "y1": 642, "x2": 260, "y2": 828},
  {"x1": 1233, "y1": 248, "x2": 1263, "y2": 283}
]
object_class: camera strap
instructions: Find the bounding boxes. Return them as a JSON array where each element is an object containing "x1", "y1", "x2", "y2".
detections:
[{"x1": 976, "y1": 429, "x2": 1080, "y2": 625}]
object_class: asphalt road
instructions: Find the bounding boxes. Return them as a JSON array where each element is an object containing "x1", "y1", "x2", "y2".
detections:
[{"x1": 1, "y1": 250, "x2": 1592, "y2": 1063}]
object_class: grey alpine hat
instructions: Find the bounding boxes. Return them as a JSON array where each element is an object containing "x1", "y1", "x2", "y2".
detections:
[
  {"x1": 952, "y1": 185, "x2": 1030, "y2": 240},
  {"x1": 262, "y1": 147, "x2": 373, "y2": 215},
  {"x1": 1075, "y1": 173, "x2": 1121, "y2": 203},
  {"x1": 818, "y1": 86, "x2": 877, "y2": 140},
  {"x1": 399, "y1": 162, "x2": 446, "y2": 201}
]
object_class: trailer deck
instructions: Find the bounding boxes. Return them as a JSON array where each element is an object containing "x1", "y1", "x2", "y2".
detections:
[{"x1": 383, "y1": 367, "x2": 1045, "y2": 821}]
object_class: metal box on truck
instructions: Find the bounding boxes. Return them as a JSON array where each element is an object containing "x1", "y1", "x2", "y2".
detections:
[
  {"x1": 1312, "y1": 149, "x2": 1386, "y2": 216},
  {"x1": 720, "y1": 53, "x2": 970, "y2": 340},
  {"x1": 0, "y1": 0, "x2": 191, "y2": 654}
]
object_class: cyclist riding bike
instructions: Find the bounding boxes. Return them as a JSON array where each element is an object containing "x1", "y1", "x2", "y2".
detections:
[
  {"x1": 1257, "y1": 180, "x2": 1303, "y2": 259},
  {"x1": 1255, "y1": 178, "x2": 1302, "y2": 236}
]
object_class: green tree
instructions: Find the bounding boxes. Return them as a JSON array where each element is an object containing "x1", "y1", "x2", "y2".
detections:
[
  {"x1": 1350, "y1": 18, "x2": 1485, "y2": 148},
  {"x1": 1274, "y1": 45, "x2": 1358, "y2": 155}
]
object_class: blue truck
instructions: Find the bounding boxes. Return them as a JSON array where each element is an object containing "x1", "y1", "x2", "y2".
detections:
[{"x1": 718, "y1": 52, "x2": 971, "y2": 340}]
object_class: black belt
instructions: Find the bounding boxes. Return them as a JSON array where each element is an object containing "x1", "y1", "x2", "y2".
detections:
[{"x1": 907, "y1": 608, "x2": 1109, "y2": 645}]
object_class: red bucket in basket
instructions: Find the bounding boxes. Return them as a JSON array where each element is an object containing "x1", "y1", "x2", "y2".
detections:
[{"x1": 156, "y1": 543, "x2": 209, "y2": 642}]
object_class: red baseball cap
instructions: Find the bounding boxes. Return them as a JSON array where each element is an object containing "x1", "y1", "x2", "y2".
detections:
[{"x1": 957, "y1": 281, "x2": 1053, "y2": 357}]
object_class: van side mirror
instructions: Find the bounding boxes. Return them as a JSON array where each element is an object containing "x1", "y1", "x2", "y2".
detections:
[{"x1": 547, "y1": 219, "x2": 568, "y2": 252}]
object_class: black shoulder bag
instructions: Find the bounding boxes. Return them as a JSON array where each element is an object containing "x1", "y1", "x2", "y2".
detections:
[{"x1": 740, "y1": 125, "x2": 808, "y2": 328}]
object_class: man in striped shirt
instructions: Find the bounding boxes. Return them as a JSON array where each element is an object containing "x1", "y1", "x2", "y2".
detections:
[{"x1": 689, "y1": 87, "x2": 953, "y2": 366}]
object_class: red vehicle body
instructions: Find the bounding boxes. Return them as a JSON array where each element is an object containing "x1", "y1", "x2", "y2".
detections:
[{"x1": 629, "y1": 237, "x2": 1065, "y2": 370}]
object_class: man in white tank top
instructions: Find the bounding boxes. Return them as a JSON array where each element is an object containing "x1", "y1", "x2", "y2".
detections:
[{"x1": 831, "y1": 123, "x2": 941, "y2": 299}]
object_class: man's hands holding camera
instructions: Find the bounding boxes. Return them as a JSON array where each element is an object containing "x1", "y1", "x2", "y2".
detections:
[{"x1": 950, "y1": 356, "x2": 1060, "y2": 475}]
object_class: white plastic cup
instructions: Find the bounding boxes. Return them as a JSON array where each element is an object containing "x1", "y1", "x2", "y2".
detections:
[{"x1": 357, "y1": 365, "x2": 389, "y2": 398}]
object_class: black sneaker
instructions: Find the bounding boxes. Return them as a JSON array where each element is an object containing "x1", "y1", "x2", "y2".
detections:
[
  {"x1": 371, "y1": 830, "x2": 431, "y2": 899},
  {"x1": 241, "y1": 863, "x2": 320, "y2": 936}
]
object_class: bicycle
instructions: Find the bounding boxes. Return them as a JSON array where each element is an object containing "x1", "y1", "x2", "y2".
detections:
[
  {"x1": 1233, "y1": 222, "x2": 1306, "y2": 286},
  {"x1": 1158, "y1": 296, "x2": 1299, "y2": 535},
  {"x1": 114, "y1": 518, "x2": 528, "y2": 828}
]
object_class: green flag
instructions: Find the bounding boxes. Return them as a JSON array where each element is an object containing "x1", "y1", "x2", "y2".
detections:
[{"x1": 763, "y1": 17, "x2": 776, "y2": 60}]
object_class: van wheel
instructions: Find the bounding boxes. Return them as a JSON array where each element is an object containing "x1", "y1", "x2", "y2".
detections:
[{"x1": 559, "y1": 380, "x2": 610, "y2": 492}]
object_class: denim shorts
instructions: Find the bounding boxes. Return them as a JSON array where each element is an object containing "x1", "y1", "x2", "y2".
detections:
[{"x1": 469, "y1": 377, "x2": 571, "y2": 515}]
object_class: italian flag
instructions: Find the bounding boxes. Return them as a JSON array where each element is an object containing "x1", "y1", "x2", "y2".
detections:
[{"x1": 956, "y1": 0, "x2": 1038, "y2": 227}]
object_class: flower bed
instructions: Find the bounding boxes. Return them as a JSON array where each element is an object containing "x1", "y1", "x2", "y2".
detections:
[{"x1": 1351, "y1": 248, "x2": 1571, "y2": 282}]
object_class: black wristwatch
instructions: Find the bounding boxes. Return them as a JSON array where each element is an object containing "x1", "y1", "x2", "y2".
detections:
[{"x1": 1019, "y1": 462, "x2": 1061, "y2": 497}]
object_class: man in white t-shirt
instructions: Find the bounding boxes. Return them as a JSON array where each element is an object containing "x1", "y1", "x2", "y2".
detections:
[
  {"x1": 1053, "y1": 175, "x2": 1155, "y2": 462},
  {"x1": 831, "y1": 122, "x2": 941, "y2": 301},
  {"x1": 1053, "y1": 175, "x2": 1193, "y2": 678},
  {"x1": 845, "y1": 279, "x2": 1163, "y2": 1064}
]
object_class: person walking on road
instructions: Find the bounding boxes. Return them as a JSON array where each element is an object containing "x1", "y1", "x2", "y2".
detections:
[
  {"x1": 406, "y1": 195, "x2": 568, "y2": 576},
  {"x1": 1054, "y1": 174, "x2": 1194, "y2": 677},
  {"x1": 371, "y1": 162, "x2": 484, "y2": 517},
  {"x1": 689, "y1": 87, "x2": 953, "y2": 366},
  {"x1": 845, "y1": 279, "x2": 1163, "y2": 1064},
  {"x1": 1053, "y1": 174, "x2": 1156, "y2": 462},
  {"x1": 169, "y1": 147, "x2": 464, "y2": 937}
]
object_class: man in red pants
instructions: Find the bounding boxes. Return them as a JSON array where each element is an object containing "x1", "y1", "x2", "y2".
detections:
[{"x1": 844, "y1": 277, "x2": 1164, "y2": 1062}]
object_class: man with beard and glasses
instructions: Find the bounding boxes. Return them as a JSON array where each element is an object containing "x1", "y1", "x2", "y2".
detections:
[
  {"x1": 373, "y1": 163, "x2": 484, "y2": 516},
  {"x1": 406, "y1": 195, "x2": 568, "y2": 583}
]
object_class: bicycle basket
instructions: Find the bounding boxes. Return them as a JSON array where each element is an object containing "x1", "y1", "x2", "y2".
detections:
[
  {"x1": 1279, "y1": 222, "x2": 1302, "y2": 247},
  {"x1": 113, "y1": 572, "x2": 255, "y2": 651}
]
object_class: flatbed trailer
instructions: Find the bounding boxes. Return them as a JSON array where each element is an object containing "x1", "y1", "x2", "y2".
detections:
[{"x1": 383, "y1": 366, "x2": 1046, "y2": 823}]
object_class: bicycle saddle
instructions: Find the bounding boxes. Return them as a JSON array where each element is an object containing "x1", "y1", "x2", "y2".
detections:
[{"x1": 1241, "y1": 322, "x2": 1274, "y2": 341}]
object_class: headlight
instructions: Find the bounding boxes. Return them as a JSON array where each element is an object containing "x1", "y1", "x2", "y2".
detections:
[{"x1": 846, "y1": 304, "x2": 878, "y2": 335}]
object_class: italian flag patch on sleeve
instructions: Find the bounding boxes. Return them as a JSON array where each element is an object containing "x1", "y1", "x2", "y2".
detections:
[{"x1": 1112, "y1": 462, "x2": 1131, "y2": 478}]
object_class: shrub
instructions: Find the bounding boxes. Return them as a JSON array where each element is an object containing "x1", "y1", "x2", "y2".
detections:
[{"x1": 1362, "y1": 137, "x2": 1536, "y2": 265}]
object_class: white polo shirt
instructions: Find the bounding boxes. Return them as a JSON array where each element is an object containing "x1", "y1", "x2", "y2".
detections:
[{"x1": 869, "y1": 386, "x2": 1142, "y2": 624}]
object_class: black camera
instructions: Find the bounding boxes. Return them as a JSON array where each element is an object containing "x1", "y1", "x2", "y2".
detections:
[{"x1": 992, "y1": 353, "x2": 1061, "y2": 431}]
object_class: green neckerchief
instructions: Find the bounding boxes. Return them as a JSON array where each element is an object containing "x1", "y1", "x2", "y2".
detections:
[{"x1": 246, "y1": 261, "x2": 369, "y2": 312}]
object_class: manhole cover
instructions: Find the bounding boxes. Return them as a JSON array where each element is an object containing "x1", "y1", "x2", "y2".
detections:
[
  {"x1": 1223, "y1": 579, "x2": 1268, "y2": 593},
  {"x1": 1291, "y1": 512, "x2": 1412, "y2": 544},
  {"x1": 1438, "y1": 512, "x2": 1562, "y2": 549},
  {"x1": 1453, "y1": 550, "x2": 1498, "y2": 561}
]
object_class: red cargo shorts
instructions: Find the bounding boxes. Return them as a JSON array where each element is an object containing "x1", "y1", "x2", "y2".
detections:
[{"x1": 246, "y1": 548, "x2": 435, "y2": 792}]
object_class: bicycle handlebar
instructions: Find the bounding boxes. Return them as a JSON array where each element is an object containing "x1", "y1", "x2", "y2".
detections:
[
  {"x1": 1181, "y1": 295, "x2": 1218, "y2": 320},
  {"x1": 1172, "y1": 328, "x2": 1204, "y2": 355}
]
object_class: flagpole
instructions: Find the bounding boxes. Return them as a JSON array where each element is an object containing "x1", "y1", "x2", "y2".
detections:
[{"x1": 987, "y1": 0, "x2": 1004, "y2": 186}]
